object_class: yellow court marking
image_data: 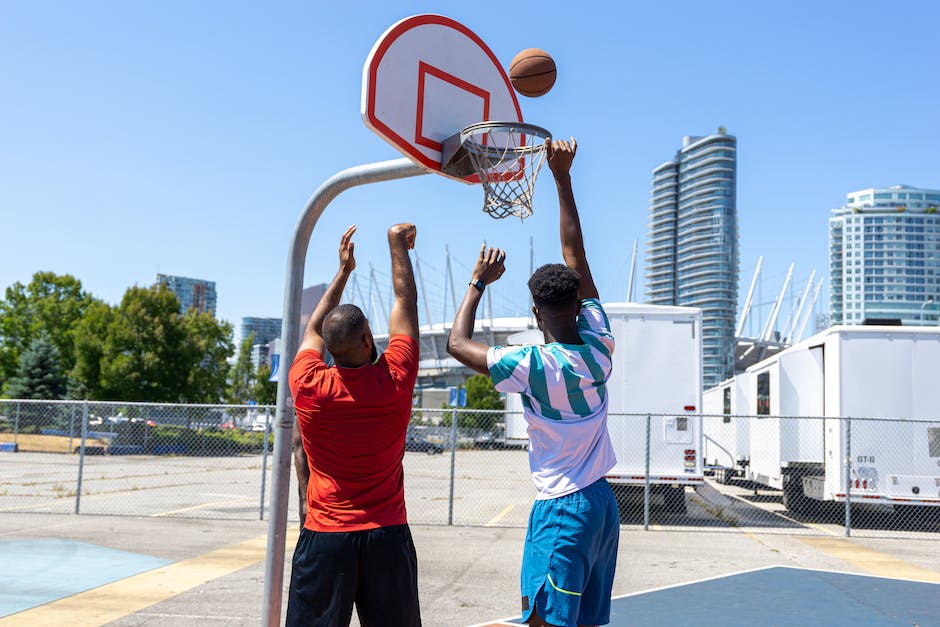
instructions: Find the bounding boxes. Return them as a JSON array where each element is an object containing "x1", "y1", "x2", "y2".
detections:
[
  {"x1": 485, "y1": 504, "x2": 514, "y2": 527},
  {"x1": 799, "y1": 536, "x2": 940, "y2": 583},
  {"x1": 149, "y1": 497, "x2": 254, "y2": 517},
  {"x1": 1, "y1": 527, "x2": 300, "y2": 626}
]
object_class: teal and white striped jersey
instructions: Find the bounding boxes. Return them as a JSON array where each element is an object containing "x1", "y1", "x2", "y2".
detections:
[{"x1": 487, "y1": 298, "x2": 617, "y2": 499}]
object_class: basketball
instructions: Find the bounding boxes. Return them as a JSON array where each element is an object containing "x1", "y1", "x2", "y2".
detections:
[{"x1": 509, "y1": 48, "x2": 556, "y2": 97}]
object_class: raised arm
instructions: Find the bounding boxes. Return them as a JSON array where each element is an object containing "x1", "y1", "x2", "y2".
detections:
[
  {"x1": 446, "y1": 245, "x2": 506, "y2": 375},
  {"x1": 298, "y1": 225, "x2": 356, "y2": 355},
  {"x1": 548, "y1": 138, "x2": 599, "y2": 300},
  {"x1": 387, "y1": 223, "x2": 419, "y2": 339}
]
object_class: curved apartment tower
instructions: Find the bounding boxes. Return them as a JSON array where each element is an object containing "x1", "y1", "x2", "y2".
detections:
[
  {"x1": 830, "y1": 185, "x2": 940, "y2": 326},
  {"x1": 646, "y1": 129, "x2": 738, "y2": 388}
]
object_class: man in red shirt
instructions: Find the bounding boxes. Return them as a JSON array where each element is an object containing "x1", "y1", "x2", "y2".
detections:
[{"x1": 287, "y1": 223, "x2": 421, "y2": 627}]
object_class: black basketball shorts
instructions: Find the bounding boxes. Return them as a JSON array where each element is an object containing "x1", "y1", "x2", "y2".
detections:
[{"x1": 286, "y1": 524, "x2": 421, "y2": 627}]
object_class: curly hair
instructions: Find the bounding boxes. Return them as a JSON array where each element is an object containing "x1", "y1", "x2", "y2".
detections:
[{"x1": 527, "y1": 264, "x2": 580, "y2": 307}]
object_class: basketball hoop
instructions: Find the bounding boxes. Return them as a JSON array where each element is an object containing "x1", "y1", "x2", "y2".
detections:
[{"x1": 441, "y1": 121, "x2": 552, "y2": 220}]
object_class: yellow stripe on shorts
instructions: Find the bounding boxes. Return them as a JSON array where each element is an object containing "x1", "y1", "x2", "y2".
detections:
[{"x1": 547, "y1": 574, "x2": 582, "y2": 596}]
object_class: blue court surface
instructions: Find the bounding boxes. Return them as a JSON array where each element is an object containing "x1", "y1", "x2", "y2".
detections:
[
  {"x1": 473, "y1": 566, "x2": 940, "y2": 627},
  {"x1": 0, "y1": 538, "x2": 170, "y2": 617}
]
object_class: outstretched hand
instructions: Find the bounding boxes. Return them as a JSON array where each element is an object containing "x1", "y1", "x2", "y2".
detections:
[
  {"x1": 472, "y1": 245, "x2": 506, "y2": 287},
  {"x1": 339, "y1": 225, "x2": 356, "y2": 273},
  {"x1": 547, "y1": 137, "x2": 577, "y2": 178}
]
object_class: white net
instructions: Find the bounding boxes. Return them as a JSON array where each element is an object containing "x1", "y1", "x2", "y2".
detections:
[{"x1": 462, "y1": 122, "x2": 551, "y2": 220}]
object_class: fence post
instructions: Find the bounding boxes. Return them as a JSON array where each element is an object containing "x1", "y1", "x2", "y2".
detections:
[
  {"x1": 644, "y1": 414, "x2": 651, "y2": 531},
  {"x1": 844, "y1": 416, "x2": 852, "y2": 537},
  {"x1": 75, "y1": 401, "x2": 89, "y2": 515},
  {"x1": 68, "y1": 403, "x2": 76, "y2": 453},
  {"x1": 448, "y1": 407, "x2": 458, "y2": 525},
  {"x1": 14, "y1": 402, "x2": 20, "y2": 445},
  {"x1": 260, "y1": 412, "x2": 271, "y2": 521}
]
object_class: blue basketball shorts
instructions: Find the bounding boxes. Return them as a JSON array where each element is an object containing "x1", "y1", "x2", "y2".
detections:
[{"x1": 521, "y1": 478, "x2": 619, "y2": 627}]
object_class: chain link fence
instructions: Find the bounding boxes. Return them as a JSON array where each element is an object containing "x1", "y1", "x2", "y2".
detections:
[
  {"x1": 0, "y1": 399, "x2": 277, "y2": 520},
  {"x1": 2, "y1": 401, "x2": 939, "y2": 539}
]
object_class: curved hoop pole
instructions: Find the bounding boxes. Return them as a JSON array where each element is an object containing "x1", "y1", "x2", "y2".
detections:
[{"x1": 262, "y1": 158, "x2": 428, "y2": 626}]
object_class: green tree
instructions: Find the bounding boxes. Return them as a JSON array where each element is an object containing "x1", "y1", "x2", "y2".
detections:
[
  {"x1": 0, "y1": 272, "x2": 96, "y2": 390},
  {"x1": 227, "y1": 332, "x2": 255, "y2": 404},
  {"x1": 97, "y1": 286, "x2": 190, "y2": 402},
  {"x1": 5, "y1": 333, "x2": 67, "y2": 399},
  {"x1": 465, "y1": 374, "x2": 503, "y2": 410},
  {"x1": 252, "y1": 363, "x2": 277, "y2": 406},
  {"x1": 70, "y1": 300, "x2": 116, "y2": 399},
  {"x1": 182, "y1": 311, "x2": 234, "y2": 403},
  {"x1": 439, "y1": 376, "x2": 503, "y2": 429}
]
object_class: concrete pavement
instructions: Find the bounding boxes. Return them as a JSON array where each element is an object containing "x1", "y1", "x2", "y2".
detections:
[{"x1": 3, "y1": 509, "x2": 940, "y2": 626}]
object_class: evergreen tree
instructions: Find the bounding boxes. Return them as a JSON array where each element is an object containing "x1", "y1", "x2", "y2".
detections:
[{"x1": 5, "y1": 334, "x2": 67, "y2": 400}]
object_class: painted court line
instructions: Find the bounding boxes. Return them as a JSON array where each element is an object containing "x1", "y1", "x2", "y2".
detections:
[
  {"x1": 463, "y1": 566, "x2": 784, "y2": 627},
  {"x1": 0, "y1": 528, "x2": 300, "y2": 626},
  {"x1": 798, "y1": 536, "x2": 940, "y2": 583},
  {"x1": 149, "y1": 497, "x2": 254, "y2": 517},
  {"x1": 485, "y1": 504, "x2": 514, "y2": 526}
]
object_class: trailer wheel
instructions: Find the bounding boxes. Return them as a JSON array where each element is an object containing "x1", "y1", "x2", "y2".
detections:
[
  {"x1": 612, "y1": 485, "x2": 642, "y2": 522},
  {"x1": 781, "y1": 473, "x2": 812, "y2": 516},
  {"x1": 664, "y1": 486, "x2": 687, "y2": 515},
  {"x1": 716, "y1": 467, "x2": 733, "y2": 485}
]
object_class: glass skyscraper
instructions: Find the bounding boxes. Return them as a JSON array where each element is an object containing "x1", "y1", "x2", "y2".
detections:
[
  {"x1": 155, "y1": 274, "x2": 217, "y2": 316},
  {"x1": 646, "y1": 128, "x2": 738, "y2": 388},
  {"x1": 830, "y1": 185, "x2": 940, "y2": 326},
  {"x1": 241, "y1": 317, "x2": 282, "y2": 345}
]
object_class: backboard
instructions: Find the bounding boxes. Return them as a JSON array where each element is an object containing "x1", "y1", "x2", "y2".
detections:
[{"x1": 361, "y1": 14, "x2": 523, "y2": 184}]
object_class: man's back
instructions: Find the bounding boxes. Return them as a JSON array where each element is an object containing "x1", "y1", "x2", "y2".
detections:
[
  {"x1": 290, "y1": 335, "x2": 419, "y2": 531},
  {"x1": 486, "y1": 298, "x2": 617, "y2": 498}
]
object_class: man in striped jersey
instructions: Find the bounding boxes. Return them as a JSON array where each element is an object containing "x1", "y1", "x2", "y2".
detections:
[{"x1": 447, "y1": 139, "x2": 619, "y2": 627}]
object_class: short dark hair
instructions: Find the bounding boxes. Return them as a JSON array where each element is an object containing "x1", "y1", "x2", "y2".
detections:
[
  {"x1": 322, "y1": 304, "x2": 367, "y2": 353},
  {"x1": 527, "y1": 264, "x2": 580, "y2": 308}
]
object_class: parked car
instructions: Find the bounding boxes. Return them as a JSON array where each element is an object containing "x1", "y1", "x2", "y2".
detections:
[{"x1": 405, "y1": 435, "x2": 444, "y2": 455}]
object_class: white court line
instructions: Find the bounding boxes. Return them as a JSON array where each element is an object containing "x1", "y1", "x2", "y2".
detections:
[
  {"x1": 149, "y1": 498, "x2": 254, "y2": 517},
  {"x1": 485, "y1": 504, "x2": 514, "y2": 527}
]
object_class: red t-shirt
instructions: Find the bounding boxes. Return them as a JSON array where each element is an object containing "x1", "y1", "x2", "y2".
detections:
[{"x1": 289, "y1": 335, "x2": 419, "y2": 532}]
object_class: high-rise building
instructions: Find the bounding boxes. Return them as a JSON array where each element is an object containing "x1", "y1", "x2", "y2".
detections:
[
  {"x1": 155, "y1": 274, "x2": 217, "y2": 316},
  {"x1": 241, "y1": 317, "x2": 282, "y2": 345},
  {"x1": 300, "y1": 284, "x2": 328, "y2": 332},
  {"x1": 241, "y1": 317, "x2": 283, "y2": 371},
  {"x1": 830, "y1": 185, "x2": 940, "y2": 326},
  {"x1": 646, "y1": 128, "x2": 738, "y2": 388}
]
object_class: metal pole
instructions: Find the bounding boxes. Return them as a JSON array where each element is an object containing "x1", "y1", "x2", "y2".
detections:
[
  {"x1": 844, "y1": 416, "x2": 852, "y2": 537},
  {"x1": 260, "y1": 411, "x2": 271, "y2": 520},
  {"x1": 262, "y1": 158, "x2": 427, "y2": 626},
  {"x1": 75, "y1": 401, "x2": 88, "y2": 514},
  {"x1": 14, "y1": 402, "x2": 19, "y2": 445},
  {"x1": 414, "y1": 252, "x2": 440, "y2": 359},
  {"x1": 644, "y1": 414, "x2": 651, "y2": 531},
  {"x1": 448, "y1": 407, "x2": 458, "y2": 525},
  {"x1": 69, "y1": 403, "x2": 75, "y2": 453}
]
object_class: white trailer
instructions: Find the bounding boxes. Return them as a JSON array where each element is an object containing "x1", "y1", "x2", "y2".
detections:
[
  {"x1": 711, "y1": 325, "x2": 940, "y2": 516},
  {"x1": 504, "y1": 303, "x2": 704, "y2": 513},
  {"x1": 702, "y1": 372, "x2": 753, "y2": 484}
]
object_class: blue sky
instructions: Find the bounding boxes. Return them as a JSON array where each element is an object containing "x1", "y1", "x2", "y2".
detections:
[{"x1": 2, "y1": 1, "x2": 938, "y2": 339}]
